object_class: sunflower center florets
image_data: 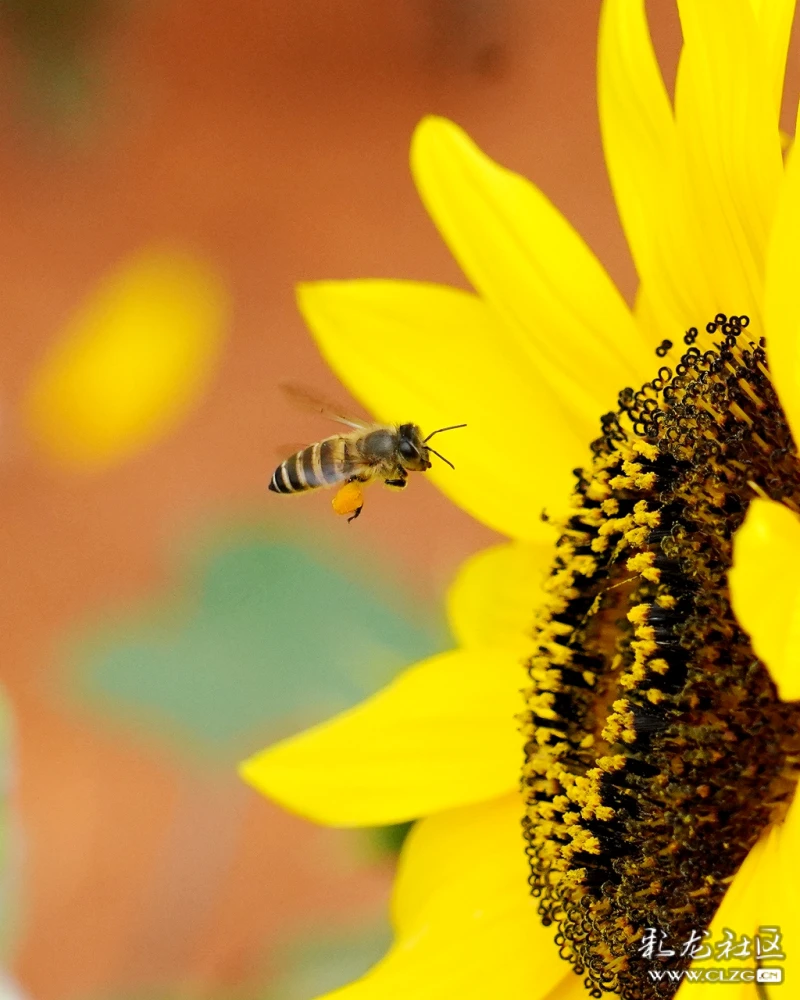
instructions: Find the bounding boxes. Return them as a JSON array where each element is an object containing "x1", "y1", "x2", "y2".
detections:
[{"x1": 521, "y1": 315, "x2": 800, "y2": 1000}]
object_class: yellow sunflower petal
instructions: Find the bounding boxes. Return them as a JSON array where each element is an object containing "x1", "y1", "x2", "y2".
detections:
[
  {"x1": 598, "y1": 0, "x2": 682, "y2": 343},
  {"x1": 318, "y1": 794, "x2": 566, "y2": 1000},
  {"x1": 753, "y1": 792, "x2": 800, "y2": 984},
  {"x1": 410, "y1": 116, "x2": 653, "y2": 422},
  {"x1": 602, "y1": 0, "x2": 786, "y2": 346},
  {"x1": 765, "y1": 128, "x2": 800, "y2": 442},
  {"x1": 239, "y1": 648, "x2": 524, "y2": 826},
  {"x1": 541, "y1": 972, "x2": 612, "y2": 1000},
  {"x1": 447, "y1": 540, "x2": 551, "y2": 649},
  {"x1": 298, "y1": 278, "x2": 583, "y2": 540},
  {"x1": 748, "y1": 0, "x2": 796, "y2": 116},
  {"x1": 25, "y1": 249, "x2": 228, "y2": 468},
  {"x1": 679, "y1": 792, "x2": 800, "y2": 998},
  {"x1": 391, "y1": 794, "x2": 524, "y2": 928},
  {"x1": 598, "y1": 0, "x2": 710, "y2": 347},
  {"x1": 729, "y1": 498, "x2": 800, "y2": 701},
  {"x1": 673, "y1": 0, "x2": 782, "y2": 332}
]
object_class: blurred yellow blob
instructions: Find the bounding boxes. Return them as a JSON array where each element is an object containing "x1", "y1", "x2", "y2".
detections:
[{"x1": 25, "y1": 250, "x2": 229, "y2": 468}]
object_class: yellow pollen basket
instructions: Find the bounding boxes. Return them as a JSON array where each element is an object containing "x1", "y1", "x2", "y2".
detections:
[{"x1": 332, "y1": 481, "x2": 364, "y2": 518}]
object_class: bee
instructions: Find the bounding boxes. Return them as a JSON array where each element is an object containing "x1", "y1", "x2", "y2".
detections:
[{"x1": 269, "y1": 386, "x2": 466, "y2": 521}]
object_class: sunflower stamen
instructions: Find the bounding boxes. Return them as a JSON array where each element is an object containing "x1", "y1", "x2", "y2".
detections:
[{"x1": 521, "y1": 315, "x2": 800, "y2": 999}]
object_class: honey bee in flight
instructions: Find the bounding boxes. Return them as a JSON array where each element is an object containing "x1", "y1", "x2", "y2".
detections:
[{"x1": 269, "y1": 385, "x2": 466, "y2": 521}]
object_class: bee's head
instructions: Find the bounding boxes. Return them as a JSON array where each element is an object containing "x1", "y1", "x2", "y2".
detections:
[
  {"x1": 397, "y1": 423, "x2": 431, "y2": 471},
  {"x1": 397, "y1": 421, "x2": 467, "y2": 472}
]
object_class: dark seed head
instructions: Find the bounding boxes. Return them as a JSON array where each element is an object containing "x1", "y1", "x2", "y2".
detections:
[{"x1": 522, "y1": 317, "x2": 800, "y2": 999}]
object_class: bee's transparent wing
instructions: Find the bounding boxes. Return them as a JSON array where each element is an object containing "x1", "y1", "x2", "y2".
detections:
[{"x1": 279, "y1": 382, "x2": 369, "y2": 431}]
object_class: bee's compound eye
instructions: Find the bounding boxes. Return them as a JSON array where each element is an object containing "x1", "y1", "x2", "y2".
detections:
[{"x1": 398, "y1": 440, "x2": 416, "y2": 460}]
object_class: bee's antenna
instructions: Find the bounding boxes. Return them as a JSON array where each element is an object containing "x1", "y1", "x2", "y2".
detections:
[
  {"x1": 428, "y1": 447, "x2": 455, "y2": 470},
  {"x1": 423, "y1": 423, "x2": 467, "y2": 443}
]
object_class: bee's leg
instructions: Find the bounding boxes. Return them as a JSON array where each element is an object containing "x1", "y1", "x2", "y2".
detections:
[
  {"x1": 346, "y1": 475, "x2": 367, "y2": 521},
  {"x1": 347, "y1": 476, "x2": 366, "y2": 524},
  {"x1": 384, "y1": 471, "x2": 408, "y2": 490}
]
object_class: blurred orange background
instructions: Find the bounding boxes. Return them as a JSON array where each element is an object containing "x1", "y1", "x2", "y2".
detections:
[{"x1": 0, "y1": 1, "x2": 730, "y2": 998}]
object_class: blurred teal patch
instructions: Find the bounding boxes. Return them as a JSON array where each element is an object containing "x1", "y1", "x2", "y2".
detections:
[
  {"x1": 69, "y1": 526, "x2": 448, "y2": 760},
  {"x1": 364, "y1": 820, "x2": 413, "y2": 859},
  {"x1": 3, "y1": 0, "x2": 106, "y2": 131},
  {"x1": 267, "y1": 920, "x2": 392, "y2": 1000}
]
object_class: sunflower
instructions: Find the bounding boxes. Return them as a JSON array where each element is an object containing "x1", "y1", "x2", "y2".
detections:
[{"x1": 240, "y1": 1, "x2": 800, "y2": 997}]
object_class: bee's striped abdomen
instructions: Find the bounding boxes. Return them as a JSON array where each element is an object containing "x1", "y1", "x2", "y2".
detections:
[{"x1": 269, "y1": 436, "x2": 350, "y2": 494}]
